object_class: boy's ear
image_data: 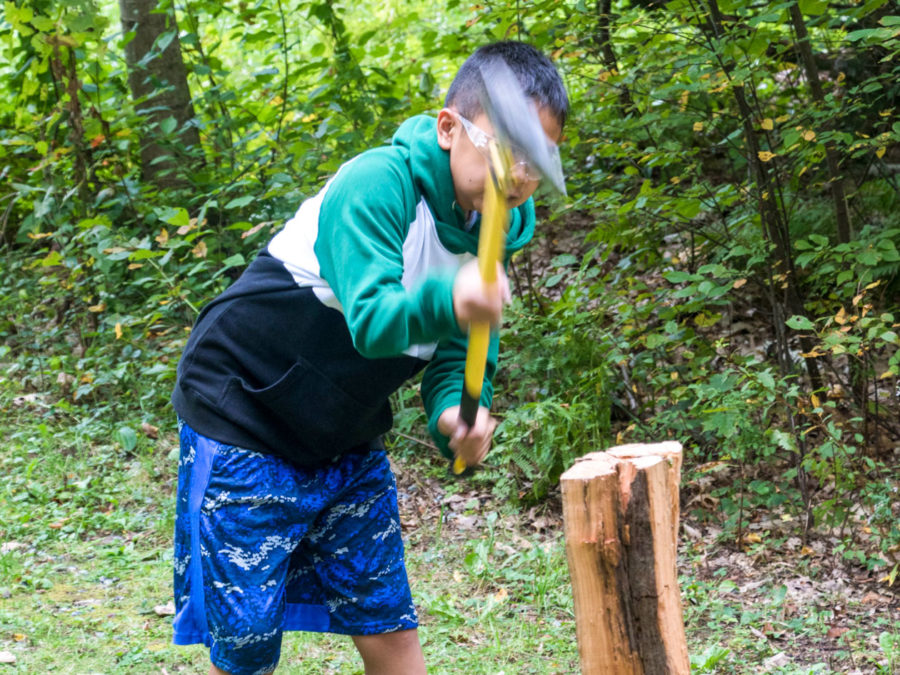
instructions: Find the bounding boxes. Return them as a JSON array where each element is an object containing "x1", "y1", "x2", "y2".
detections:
[{"x1": 436, "y1": 108, "x2": 457, "y2": 151}]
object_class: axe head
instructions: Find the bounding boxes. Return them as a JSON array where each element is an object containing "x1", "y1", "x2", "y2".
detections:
[{"x1": 478, "y1": 58, "x2": 566, "y2": 195}]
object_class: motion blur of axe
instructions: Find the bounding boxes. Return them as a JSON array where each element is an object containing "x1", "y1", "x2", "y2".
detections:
[{"x1": 452, "y1": 58, "x2": 566, "y2": 477}]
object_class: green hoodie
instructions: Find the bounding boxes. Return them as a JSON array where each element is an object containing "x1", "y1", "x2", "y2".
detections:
[{"x1": 172, "y1": 114, "x2": 535, "y2": 462}]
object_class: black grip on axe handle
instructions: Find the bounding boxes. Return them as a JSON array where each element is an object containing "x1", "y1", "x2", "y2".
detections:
[{"x1": 459, "y1": 387, "x2": 479, "y2": 427}]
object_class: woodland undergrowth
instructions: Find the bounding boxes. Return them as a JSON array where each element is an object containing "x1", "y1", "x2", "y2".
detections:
[{"x1": 1, "y1": 0, "x2": 899, "y2": 635}]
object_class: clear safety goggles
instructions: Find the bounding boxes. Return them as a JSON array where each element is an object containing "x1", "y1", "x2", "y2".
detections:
[{"x1": 455, "y1": 112, "x2": 560, "y2": 184}]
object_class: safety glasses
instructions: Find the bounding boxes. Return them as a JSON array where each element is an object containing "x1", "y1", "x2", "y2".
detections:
[{"x1": 455, "y1": 112, "x2": 559, "y2": 184}]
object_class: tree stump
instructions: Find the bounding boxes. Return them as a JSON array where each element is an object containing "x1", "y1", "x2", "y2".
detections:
[{"x1": 560, "y1": 442, "x2": 689, "y2": 674}]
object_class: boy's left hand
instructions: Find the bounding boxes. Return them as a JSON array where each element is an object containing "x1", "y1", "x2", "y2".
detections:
[{"x1": 437, "y1": 405, "x2": 498, "y2": 468}]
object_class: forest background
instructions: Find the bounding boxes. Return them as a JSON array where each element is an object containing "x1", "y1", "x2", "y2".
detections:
[{"x1": 0, "y1": 0, "x2": 899, "y2": 672}]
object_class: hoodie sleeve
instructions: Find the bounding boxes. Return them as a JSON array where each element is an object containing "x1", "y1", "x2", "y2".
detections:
[
  {"x1": 314, "y1": 152, "x2": 459, "y2": 358},
  {"x1": 421, "y1": 329, "x2": 499, "y2": 458}
]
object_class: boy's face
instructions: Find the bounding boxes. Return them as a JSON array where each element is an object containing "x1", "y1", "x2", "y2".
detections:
[{"x1": 437, "y1": 104, "x2": 562, "y2": 214}]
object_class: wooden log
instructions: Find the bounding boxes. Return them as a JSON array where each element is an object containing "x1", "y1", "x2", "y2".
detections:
[{"x1": 561, "y1": 441, "x2": 689, "y2": 675}]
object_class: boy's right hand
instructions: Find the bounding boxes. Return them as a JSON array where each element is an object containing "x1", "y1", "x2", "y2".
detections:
[
  {"x1": 437, "y1": 405, "x2": 498, "y2": 469},
  {"x1": 452, "y1": 259, "x2": 511, "y2": 331}
]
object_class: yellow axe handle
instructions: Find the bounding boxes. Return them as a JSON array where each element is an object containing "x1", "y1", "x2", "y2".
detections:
[{"x1": 452, "y1": 148, "x2": 508, "y2": 476}]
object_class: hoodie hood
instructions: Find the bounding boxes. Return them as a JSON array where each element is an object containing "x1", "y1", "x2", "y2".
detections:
[{"x1": 391, "y1": 115, "x2": 535, "y2": 259}]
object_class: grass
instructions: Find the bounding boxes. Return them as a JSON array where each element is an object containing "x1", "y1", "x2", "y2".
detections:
[
  {"x1": 1, "y1": 373, "x2": 898, "y2": 673},
  {"x1": 0, "y1": 380, "x2": 579, "y2": 673}
]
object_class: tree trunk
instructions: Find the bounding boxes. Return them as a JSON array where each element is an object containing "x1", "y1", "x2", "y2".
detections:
[
  {"x1": 595, "y1": 0, "x2": 635, "y2": 114},
  {"x1": 705, "y1": 0, "x2": 824, "y2": 394},
  {"x1": 561, "y1": 442, "x2": 689, "y2": 674},
  {"x1": 788, "y1": 2, "x2": 852, "y2": 244},
  {"x1": 48, "y1": 37, "x2": 90, "y2": 206},
  {"x1": 119, "y1": 0, "x2": 200, "y2": 190}
]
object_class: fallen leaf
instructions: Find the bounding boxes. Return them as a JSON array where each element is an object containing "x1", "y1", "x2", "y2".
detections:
[
  {"x1": 682, "y1": 522, "x2": 702, "y2": 540},
  {"x1": 749, "y1": 626, "x2": 767, "y2": 640},
  {"x1": 531, "y1": 516, "x2": 551, "y2": 532},
  {"x1": 0, "y1": 651, "x2": 15, "y2": 664},
  {"x1": 861, "y1": 591, "x2": 889, "y2": 605},
  {"x1": 513, "y1": 535, "x2": 533, "y2": 551},
  {"x1": 12, "y1": 634, "x2": 25, "y2": 642},
  {"x1": 142, "y1": 423, "x2": 159, "y2": 439},
  {"x1": 454, "y1": 514, "x2": 479, "y2": 530},
  {"x1": 826, "y1": 625, "x2": 850, "y2": 640},
  {"x1": 153, "y1": 601, "x2": 175, "y2": 616},
  {"x1": 763, "y1": 653, "x2": 789, "y2": 669},
  {"x1": 12, "y1": 394, "x2": 41, "y2": 407}
]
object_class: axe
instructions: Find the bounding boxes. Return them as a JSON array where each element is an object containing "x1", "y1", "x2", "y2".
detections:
[{"x1": 452, "y1": 58, "x2": 565, "y2": 477}]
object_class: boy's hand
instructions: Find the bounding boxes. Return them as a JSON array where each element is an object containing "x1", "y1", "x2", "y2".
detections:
[
  {"x1": 437, "y1": 405, "x2": 498, "y2": 468},
  {"x1": 452, "y1": 259, "x2": 511, "y2": 331}
]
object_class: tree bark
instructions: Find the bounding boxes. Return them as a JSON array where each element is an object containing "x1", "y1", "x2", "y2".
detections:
[
  {"x1": 119, "y1": 0, "x2": 200, "y2": 190},
  {"x1": 705, "y1": 0, "x2": 824, "y2": 394},
  {"x1": 595, "y1": 0, "x2": 635, "y2": 114},
  {"x1": 788, "y1": 2, "x2": 852, "y2": 244},
  {"x1": 48, "y1": 38, "x2": 90, "y2": 205}
]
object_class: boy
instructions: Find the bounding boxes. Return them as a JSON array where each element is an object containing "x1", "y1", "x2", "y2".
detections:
[{"x1": 171, "y1": 41, "x2": 568, "y2": 675}]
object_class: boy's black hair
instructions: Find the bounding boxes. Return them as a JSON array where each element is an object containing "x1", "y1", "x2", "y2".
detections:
[{"x1": 445, "y1": 41, "x2": 569, "y2": 128}]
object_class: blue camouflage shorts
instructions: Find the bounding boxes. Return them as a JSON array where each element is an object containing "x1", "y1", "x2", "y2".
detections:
[{"x1": 172, "y1": 419, "x2": 418, "y2": 675}]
